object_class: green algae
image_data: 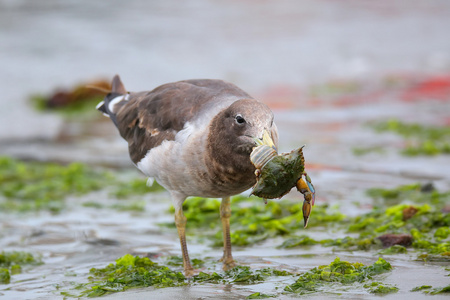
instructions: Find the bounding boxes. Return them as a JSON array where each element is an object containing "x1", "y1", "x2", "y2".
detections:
[
  {"x1": 274, "y1": 184, "x2": 449, "y2": 258},
  {"x1": 166, "y1": 196, "x2": 344, "y2": 247},
  {"x1": 416, "y1": 253, "x2": 450, "y2": 262},
  {"x1": 111, "y1": 178, "x2": 164, "y2": 198},
  {"x1": 110, "y1": 201, "x2": 146, "y2": 212},
  {"x1": 411, "y1": 285, "x2": 432, "y2": 291},
  {"x1": 0, "y1": 251, "x2": 42, "y2": 284},
  {"x1": 0, "y1": 251, "x2": 42, "y2": 269},
  {"x1": 82, "y1": 201, "x2": 104, "y2": 209},
  {"x1": 333, "y1": 203, "x2": 449, "y2": 256},
  {"x1": 284, "y1": 257, "x2": 395, "y2": 295},
  {"x1": 371, "y1": 119, "x2": 450, "y2": 156},
  {"x1": 348, "y1": 203, "x2": 426, "y2": 234},
  {"x1": 164, "y1": 184, "x2": 448, "y2": 257},
  {"x1": 367, "y1": 182, "x2": 449, "y2": 207},
  {"x1": 164, "y1": 256, "x2": 205, "y2": 269},
  {"x1": 319, "y1": 236, "x2": 377, "y2": 251},
  {"x1": 224, "y1": 266, "x2": 292, "y2": 284},
  {"x1": 65, "y1": 255, "x2": 399, "y2": 298},
  {"x1": 83, "y1": 200, "x2": 149, "y2": 212},
  {"x1": 193, "y1": 266, "x2": 293, "y2": 285},
  {"x1": 362, "y1": 184, "x2": 450, "y2": 257},
  {"x1": 434, "y1": 227, "x2": 450, "y2": 240},
  {"x1": 10, "y1": 264, "x2": 22, "y2": 275},
  {"x1": 78, "y1": 254, "x2": 186, "y2": 297},
  {"x1": 378, "y1": 245, "x2": 408, "y2": 254},
  {"x1": 246, "y1": 292, "x2": 276, "y2": 299},
  {"x1": 30, "y1": 79, "x2": 112, "y2": 118},
  {"x1": 352, "y1": 146, "x2": 385, "y2": 156},
  {"x1": 31, "y1": 94, "x2": 102, "y2": 117},
  {"x1": 412, "y1": 284, "x2": 450, "y2": 295},
  {"x1": 0, "y1": 157, "x2": 166, "y2": 213},
  {"x1": 367, "y1": 182, "x2": 424, "y2": 201},
  {"x1": 278, "y1": 235, "x2": 319, "y2": 248},
  {"x1": 0, "y1": 157, "x2": 110, "y2": 213},
  {"x1": 70, "y1": 254, "x2": 295, "y2": 297},
  {"x1": 0, "y1": 268, "x2": 10, "y2": 284},
  {"x1": 430, "y1": 285, "x2": 450, "y2": 294},
  {"x1": 364, "y1": 281, "x2": 399, "y2": 294}
]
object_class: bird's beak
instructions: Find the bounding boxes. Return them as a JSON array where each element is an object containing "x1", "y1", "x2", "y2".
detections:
[{"x1": 253, "y1": 130, "x2": 277, "y2": 151}]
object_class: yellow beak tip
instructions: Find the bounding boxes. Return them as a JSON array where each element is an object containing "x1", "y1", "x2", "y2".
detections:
[{"x1": 261, "y1": 130, "x2": 277, "y2": 151}]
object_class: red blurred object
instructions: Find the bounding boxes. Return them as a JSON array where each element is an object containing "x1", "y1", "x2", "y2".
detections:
[{"x1": 402, "y1": 75, "x2": 450, "y2": 102}]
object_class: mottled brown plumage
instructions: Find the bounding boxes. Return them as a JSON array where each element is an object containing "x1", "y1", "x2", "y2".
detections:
[
  {"x1": 97, "y1": 75, "x2": 278, "y2": 276},
  {"x1": 112, "y1": 80, "x2": 254, "y2": 164}
]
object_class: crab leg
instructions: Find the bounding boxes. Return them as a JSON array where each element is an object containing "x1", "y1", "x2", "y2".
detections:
[{"x1": 296, "y1": 173, "x2": 316, "y2": 228}]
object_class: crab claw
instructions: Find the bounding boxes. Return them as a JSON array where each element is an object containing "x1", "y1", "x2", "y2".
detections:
[
  {"x1": 302, "y1": 196, "x2": 312, "y2": 228},
  {"x1": 296, "y1": 174, "x2": 316, "y2": 228},
  {"x1": 304, "y1": 173, "x2": 316, "y2": 206}
]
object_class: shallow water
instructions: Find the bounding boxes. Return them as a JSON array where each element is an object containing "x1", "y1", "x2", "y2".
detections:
[
  {"x1": 1, "y1": 0, "x2": 450, "y2": 299},
  {"x1": 1, "y1": 94, "x2": 449, "y2": 299}
]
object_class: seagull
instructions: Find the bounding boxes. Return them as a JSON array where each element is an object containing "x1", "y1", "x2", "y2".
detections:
[{"x1": 97, "y1": 75, "x2": 278, "y2": 277}]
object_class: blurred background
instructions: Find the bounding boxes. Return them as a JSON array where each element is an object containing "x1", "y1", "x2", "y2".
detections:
[
  {"x1": 1, "y1": 0, "x2": 450, "y2": 139},
  {"x1": 1, "y1": 1, "x2": 450, "y2": 299}
]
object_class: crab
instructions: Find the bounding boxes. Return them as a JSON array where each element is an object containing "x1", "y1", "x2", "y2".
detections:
[{"x1": 249, "y1": 133, "x2": 316, "y2": 228}]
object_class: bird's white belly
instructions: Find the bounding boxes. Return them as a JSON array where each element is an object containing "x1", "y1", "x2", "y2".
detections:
[{"x1": 136, "y1": 123, "x2": 217, "y2": 197}]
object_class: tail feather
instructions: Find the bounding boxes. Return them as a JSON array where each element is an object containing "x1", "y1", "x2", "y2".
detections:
[{"x1": 112, "y1": 75, "x2": 127, "y2": 94}]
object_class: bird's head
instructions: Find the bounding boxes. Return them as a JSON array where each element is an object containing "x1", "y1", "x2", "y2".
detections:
[{"x1": 208, "y1": 99, "x2": 278, "y2": 160}]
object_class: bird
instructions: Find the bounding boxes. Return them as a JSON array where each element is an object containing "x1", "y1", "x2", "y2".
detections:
[{"x1": 97, "y1": 75, "x2": 278, "y2": 277}]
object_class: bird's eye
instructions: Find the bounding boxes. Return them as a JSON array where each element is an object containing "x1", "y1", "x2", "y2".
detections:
[{"x1": 235, "y1": 114, "x2": 246, "y2": 125}]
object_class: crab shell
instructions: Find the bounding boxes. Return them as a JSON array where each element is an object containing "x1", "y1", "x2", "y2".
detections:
[
  {"x1": 250, "y1": 145, "x2": 305, "y2": 199},
  {"x1": 249, "y1": 145, "x2": 278, "y2": 170}
]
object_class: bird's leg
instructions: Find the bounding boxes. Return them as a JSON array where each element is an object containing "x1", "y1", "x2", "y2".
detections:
[
  {"x1": 174, "y1": 205, "x2": 194, "y2": 277},
  {"x1": 219, "y1": 196, "x2": 236, "y2": 270}
]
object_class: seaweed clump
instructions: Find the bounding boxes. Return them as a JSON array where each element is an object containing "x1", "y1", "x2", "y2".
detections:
[
  {"x1": 362, "y1": 184, "x2": 450, "y2": 259},
  {"x1": 31, "y1": 79, "x2": 111, "y2": 117},
  {"x1": 70, "y1": 254, "x2": 295, "y2": 298},
  {"x1": 246, "y1": 292, "x2": 276, "y2": 299},
  {"x1": 261, "y1": 183, "x2": 449, "y2": 259},
  {"x1": 166, "y1": 196, "x2": 344, "y2": 246},
  {"x1": 64, "y1": 255, "x2": 400, "y2": 298},
  {"x1": 0, "y1": 157, "x2": 109, "y2": 213},
  {"x1": 193, "y1": 266, "x2": 293, "y2": 285},
  {"x1": 316, "y1": 202, "x2": 450, "y2": 257},
  {"x1": 364, "y1": 281, "x2": 399, "y2": 294},
  {"x1": 284, "y1": 257, "x2": 395, "y2": 295},
  {"x1": 411, "y1": 284, "x2": 450, "y2": 295},
  {"x1": 0, "y1": 157, "x2": 166, "y2": 213},
  {"x1": 0, "y1": 251, "x2": 42, "y2": 284},
  {"x1": 77, "y1": 254, "x2": 186, "y2": 297},
  {"x1": 110, "y1": 178, "x2": 164, "y2": 198},
  {"x1": 371, "y1": 119, "x2": 450, "y2": 156}
]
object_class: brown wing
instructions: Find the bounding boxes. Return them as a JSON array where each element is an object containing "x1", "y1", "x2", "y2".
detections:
[{"x1": 114, "y1": 79, "x2": 252, "y2": 164}]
